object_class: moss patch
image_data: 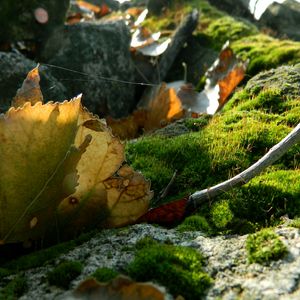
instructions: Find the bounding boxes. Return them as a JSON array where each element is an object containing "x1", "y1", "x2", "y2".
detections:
[
  {"x1": 92, "y1": 267, "x2": 119, "y2": 282},
  {"x1": 203, "y1": 16, "x2": 258, "y2": 49},
  {"x1": 127, "y1": 239, "x2": 212, "y2": 299},
  {"x1": 47, "y1": 260, "x2": 83, "y2": 289},
  {"x1": 232, "y1": 35, "x2": 300, "y2": 76},
  {"x1": 177, "y1": 215, "x2": 211, "y2": 233},
  {"x1": 0, "y1": 274, "x2": 27, "y2": 299},
  {"x1": 246, "y1": 229, "x2": 287, "y2": 264}
]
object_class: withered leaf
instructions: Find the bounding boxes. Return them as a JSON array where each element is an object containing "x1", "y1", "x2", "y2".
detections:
[
  {"x1": 107, "y1": 83, "x2": 183, "y2": 139},
  {"x1": 0, "y1": 96, "x2": 89, "y2": 244},
  {"x1": 12, "y1": 64, "x2": 43, "y2": 108},
  {"x1": 177, "y1": 41, "x2": 248, "y2": 115},
  {"x1": 58, "y1": 110, "x2": 152, "y2": 235},
  {"x1": 0, "y1": 66, "x2": 152, "y2": 244}
]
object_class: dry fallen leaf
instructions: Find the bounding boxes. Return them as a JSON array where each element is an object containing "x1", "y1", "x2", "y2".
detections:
[
  {"x1": 0, "y1": 96, "x2": 90, "y2": 244},
  {"x1": 12, "y1": 64, "x2": 43, "y2": 108},
  {"x1": 176, "y1": 41, "x2": 248, "y2": 115},
  {"x1": 58, "y1": 111, "x2": 152, "y2": 235},
  {"x1": 0, "y1": 66, "x2": 152, "y2": 244},
  {"x1": 74, "y1": 276, "x2": 166, "y2": 300},
  {"x1": 107, "y1": 83, "x2": 183, "y2": 139}
]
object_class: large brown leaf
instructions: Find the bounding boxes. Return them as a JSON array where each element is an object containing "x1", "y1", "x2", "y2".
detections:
[
  {"x1": 0, "y1": 66, "x2": 152, "y2": 243},
  {"x1": 0, "y1": 96, "x2": 90, "y2": 243}
]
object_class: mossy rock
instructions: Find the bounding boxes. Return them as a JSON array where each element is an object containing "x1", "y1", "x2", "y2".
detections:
[
  {"x1": 246, "y1": 229, "x2": 288, "y2": 264},
  {"x1": 127, "y1": 239, "x2": 212, "y2": 299}
]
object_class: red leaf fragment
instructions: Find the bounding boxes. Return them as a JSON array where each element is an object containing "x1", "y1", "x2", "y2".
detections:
[{"x1": 138, "y1": 197, "x2": 189, "y2": 226}]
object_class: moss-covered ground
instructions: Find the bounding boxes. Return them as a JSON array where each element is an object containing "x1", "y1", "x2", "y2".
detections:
[{"x1": 126, "y1": 63, "x2": 300, "y2": 234}]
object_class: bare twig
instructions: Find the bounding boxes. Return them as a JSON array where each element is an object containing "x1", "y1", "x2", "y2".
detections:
[{"x1": 185, "y1": 122, "x2": 300, "y2": 215}]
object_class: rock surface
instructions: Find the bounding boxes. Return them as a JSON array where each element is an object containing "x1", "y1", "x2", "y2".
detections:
[
  {"x1": 3, "y1": 222, "x2": 299, "y2": 299},
  {"x1": 42, "y1": 20, "x2": 136, "y2": 118},
  {"x1": 0, "y1": 0, "x2": 70, "y2": 44},
  {"x1": 260, "y1": 0, "x2": 300, "y2": 41},
  {"x1": 0, "y1": 51, "x2": 67, "y2": 113}
]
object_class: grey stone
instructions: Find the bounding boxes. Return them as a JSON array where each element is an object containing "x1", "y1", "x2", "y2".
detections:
[
  {"x1": 260, "y1": 0, "x2": 300, "y2": 41},
  {"x1": 5, "y1": 222, "x2": 300, "y2": 300},
  {"x1": 42, "y1": 20, "x2": 136, "y2": 118},
  {"x1": 0, "y1": 51, "x2": 67, "y2": 113},
  {"x1": 165, "y1": 36, "x2": 218, "y2": 85},
  {"x1": 0, "y1": 0, "x2": 70, "y2": 44}
]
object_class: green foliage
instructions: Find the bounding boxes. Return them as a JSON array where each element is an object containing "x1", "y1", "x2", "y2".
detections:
[
  {"x1": 246, "y1": 229, "x2": 287, "y2": 264},
  {"x1": 47, "y1": 261, "x2": 83, "y2": 289},
  {"x1": 177, "y1": 215, "x2": 211, "y2": 233},
  {"x1": 289, "y1": 218, "x2": 300, "y2": 229},
  {"x1": 127, "y1": 241, "x2": 212, "y2": 299},
  {"x1": 92, "y1": 267, "x2": 119, "y2": 282},
  {"x1": 0, "y1": 275, "x2": 27, "y2": 299}
]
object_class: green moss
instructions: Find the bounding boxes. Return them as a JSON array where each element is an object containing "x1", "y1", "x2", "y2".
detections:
[
  {"x1": 92, "y1": 267, "x2": 119, "y2": 282},
  {"x1": 246, "y1": 229, "x2": 287, "y2": 264},
  {"x1": 0, "y1": 275, "x2": 27, "y2": 299},
  {"x1": 47, "y1": 260, "x2": 83, "y2": 289},
  {"x1": 135, "y1": 237, "x2": 159, "y2": 250},
  {"x1": 203, "y1": 16, "x2": 258, "y2": 49},
  {"x1": 210, "y1": 200, "x2": 234, "y2": 230},
  {"x1": 127, "y1": 109, "x2": 298, "y2": 199},
  {"x1": 0, "y1": 268, "x2": 12, "y2": 281},
  {"x1": 232, "y1": 35, "x2": 300, "y2": 76},
  {"x1": 1, "y1": 230, "x2": 96, "y2": 271},
  {"x1": 127, "y1": 242, "x2": 212, "y2": 299},
  {"x1": 184, "y1": 114, "x2": 212, "y2": 131},
  {"x1": 177, "y1": 215, "x2": 211, "y2": 233},
  {"x1": 226, "y1": 170, "x2": 300, "y2": 224},
  {"x1": 289, "y1": 218, "x2": 300, "y2": 229}
]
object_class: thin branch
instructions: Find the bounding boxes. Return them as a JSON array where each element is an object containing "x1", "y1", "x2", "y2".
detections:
[{"x1": 185, "y1": 122, "x2": 300, "y2": 215}]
